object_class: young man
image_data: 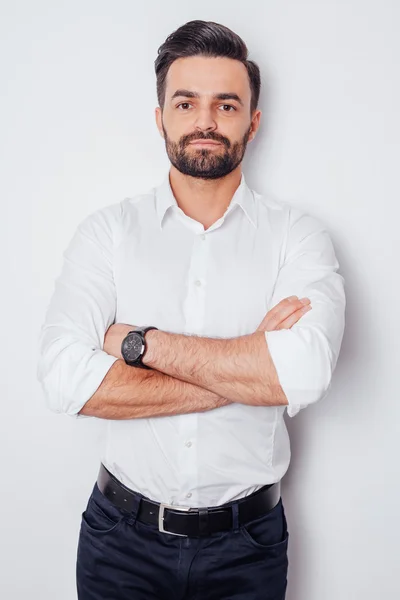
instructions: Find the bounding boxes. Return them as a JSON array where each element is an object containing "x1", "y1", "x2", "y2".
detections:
[{"x1": 37, "y1": 19, "x2": 345, "y2": 600}]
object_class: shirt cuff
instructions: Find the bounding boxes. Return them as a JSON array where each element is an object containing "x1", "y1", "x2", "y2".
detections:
[
  {"x1": 64, "y1": 351, "x2": 120, "y2": 419},
  {"x1": 265, "y1": 329, "x2": 330, "y2": 418}
]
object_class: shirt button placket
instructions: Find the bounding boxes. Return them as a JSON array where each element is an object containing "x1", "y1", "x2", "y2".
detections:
[{"x1": 178, "y1": 230, "x2": 210, "y2": 505}]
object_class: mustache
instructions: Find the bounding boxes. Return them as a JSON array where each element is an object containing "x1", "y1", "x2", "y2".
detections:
[{"x1": 181, "y1": 132, "x2": 230, "y2": 148}]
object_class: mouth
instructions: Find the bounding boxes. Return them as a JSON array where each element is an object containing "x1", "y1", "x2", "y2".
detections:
[{"x1": 189, "y1": 140, "x2": 222, "y2": 147}]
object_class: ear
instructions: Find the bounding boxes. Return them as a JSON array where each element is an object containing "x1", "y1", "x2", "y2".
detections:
[
  {"x1": 248, "y1": 109, "x2": 262, "y2": 142},
  {"x1": 155, "y1": 107, "x2": 165, "y2": 139}
]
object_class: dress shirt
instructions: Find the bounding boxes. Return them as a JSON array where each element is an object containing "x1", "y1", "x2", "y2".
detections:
[{"x1": 37, "y1": 171, "x2": 346, "y2": 507}]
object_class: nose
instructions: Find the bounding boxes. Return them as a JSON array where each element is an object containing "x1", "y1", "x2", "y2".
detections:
[{"x1": 194, "y1": 108, "x2": 217, "y2": 133}]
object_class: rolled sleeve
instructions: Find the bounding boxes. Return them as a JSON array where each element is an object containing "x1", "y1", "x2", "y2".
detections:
[
  {"x1": 37, "y1": 205, "x2": 120, "y2": 418},
  {"x1": 265, "y1": 207, "x2": 346, "y2": 418}
]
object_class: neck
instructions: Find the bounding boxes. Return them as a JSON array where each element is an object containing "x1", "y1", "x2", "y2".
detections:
[{"x1": 168, "y1": 165, "x2": 243, "y2": 230}]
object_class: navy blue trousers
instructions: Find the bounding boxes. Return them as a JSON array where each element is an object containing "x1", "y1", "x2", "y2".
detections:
[{"x1": 76, "y1": 481, "x2": 289, "y2": 599}]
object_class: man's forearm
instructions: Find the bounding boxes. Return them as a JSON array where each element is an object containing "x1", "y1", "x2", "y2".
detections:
[
  {"x1": 78, "y1": 358, "x2": 232, "y2": 419},
  {"x1": 143, "y1": 329, "x2": 288, "y2": 407}
]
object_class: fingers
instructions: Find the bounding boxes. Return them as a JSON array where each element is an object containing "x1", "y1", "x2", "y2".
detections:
[
  {"x1": 274, "y1": 304, "x2": 312, "y2": 330},
  {"x1": 259, "y1": 296, "x2": 311, "y2": 331}
]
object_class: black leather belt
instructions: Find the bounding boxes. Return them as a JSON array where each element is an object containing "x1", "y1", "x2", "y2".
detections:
[{"x1": 97, "y1": 462, "x2": 281, "y2": 537}]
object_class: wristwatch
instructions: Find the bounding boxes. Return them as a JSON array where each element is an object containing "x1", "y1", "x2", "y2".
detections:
[{"x1": 121, "y1": 326, "x2": 158, "y2": 369}]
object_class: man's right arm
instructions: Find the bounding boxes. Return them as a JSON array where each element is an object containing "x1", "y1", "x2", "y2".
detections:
[
  {"x1": 37, "y1": 206, "x2": 230, "y2": 420},
  {"x1": 78, "y1": 359, "x2": 231, "y2": 420}
]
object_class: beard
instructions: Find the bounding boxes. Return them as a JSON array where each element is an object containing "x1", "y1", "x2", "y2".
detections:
[{"x1": 161, "y1": 121, "x2": 252, "y2": 180}]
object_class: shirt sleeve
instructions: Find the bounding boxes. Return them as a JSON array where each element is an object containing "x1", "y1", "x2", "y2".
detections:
[
  {"x1": 36, "y1": 206, "x2": 120, "y2": 418},
  {"x1": 265, "y1": 206, "x2": 346, "y2": 418}
]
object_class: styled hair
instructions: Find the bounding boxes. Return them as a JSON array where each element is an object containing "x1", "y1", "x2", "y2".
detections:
[{"x1": 154, "y1": 20, "x2": 261, "y2": 115}]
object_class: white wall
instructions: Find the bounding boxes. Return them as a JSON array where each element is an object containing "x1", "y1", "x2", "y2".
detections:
[{"x1": 2, "y1": 1, "x2": 399, "y2": 598}]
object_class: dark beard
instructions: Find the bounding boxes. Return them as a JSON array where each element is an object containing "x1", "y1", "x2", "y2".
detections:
[{"x1": 162, "y1": 123, "x2": 251, "y2": 180}]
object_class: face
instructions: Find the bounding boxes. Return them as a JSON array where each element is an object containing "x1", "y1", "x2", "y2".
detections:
[{"x1": 155, "y1": 56, "x2": 261, "y2": 180}]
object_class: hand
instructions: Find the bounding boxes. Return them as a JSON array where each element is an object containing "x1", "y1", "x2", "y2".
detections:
[
  {"x1": 256, "y1": 296, "x2": 312, "y2": 332},
  {"x1": 103, "y1": 323, "x2": 138, "y2": 358}
]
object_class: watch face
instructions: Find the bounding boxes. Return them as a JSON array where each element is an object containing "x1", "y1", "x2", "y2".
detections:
[{"x1": 122, "y1": 332, "x2": 143, "y2": 362}]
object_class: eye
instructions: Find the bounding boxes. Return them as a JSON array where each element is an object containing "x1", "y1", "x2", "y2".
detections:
[{"x1": 176, "y1": 103, "x2": 236, "y2": 112}]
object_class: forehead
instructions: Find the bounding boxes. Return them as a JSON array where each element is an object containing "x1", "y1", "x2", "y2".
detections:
[{"x1": 165, "y1": 56, "x2": 251, "y2": 103}]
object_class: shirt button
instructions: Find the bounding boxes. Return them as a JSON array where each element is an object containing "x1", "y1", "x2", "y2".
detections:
[
  {"x1": 185, "y1": 441, "x2": 192, "y2": 447},
  {"x1": 194, "y1": 280, "x2": 202, "y2": 287},
  {"x1": 186, "y1": 492, "x2": 192, "y2": 498},
  {"x1": 200, "y1": 234, "x2": 206, "y2": 241}
]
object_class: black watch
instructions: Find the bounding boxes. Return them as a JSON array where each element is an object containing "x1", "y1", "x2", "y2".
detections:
[{"x1": 120, "y1": 326, "x2": 158, "y2": 369}]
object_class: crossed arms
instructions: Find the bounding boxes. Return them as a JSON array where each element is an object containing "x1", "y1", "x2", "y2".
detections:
[
  {"x1": 37, "y1": 205, "x2": 345, "y2": 421},
  {"x1": 77, "y1": 326, "x2": 288, "y2": 420}
]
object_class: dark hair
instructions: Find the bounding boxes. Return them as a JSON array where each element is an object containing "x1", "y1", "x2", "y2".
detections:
[{"x1": 154, "y1": 20, "x2": 261, "y2": 115}]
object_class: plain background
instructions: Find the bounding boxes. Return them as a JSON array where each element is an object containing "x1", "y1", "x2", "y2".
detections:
[{"x1": 1, "y1": 0, "x2": 399, "y2": 598}]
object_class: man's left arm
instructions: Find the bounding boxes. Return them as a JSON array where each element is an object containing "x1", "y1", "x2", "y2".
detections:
[{"x1": 143, "y1": 328, "x2": 284, "y2": 407}]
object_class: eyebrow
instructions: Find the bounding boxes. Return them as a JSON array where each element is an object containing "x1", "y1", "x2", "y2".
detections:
[{"x1": 170, "y1": 89, "x2": 244, "y2": 107}]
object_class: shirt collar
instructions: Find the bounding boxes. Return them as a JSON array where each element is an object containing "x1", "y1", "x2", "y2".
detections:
[{"x1": 155, "y1": 170, "x2": 257, "y2": 230}]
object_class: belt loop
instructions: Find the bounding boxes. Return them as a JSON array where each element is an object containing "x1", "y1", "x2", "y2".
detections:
[
  {"x1": 198, "y1": 507, "x2": 210, "y2": 536},
  {"x1": 231, "y1": 502, "x2": 240, "y2": 533},
  {"x1": 126, "y1": 494, "x2": 141, "y2": 526}
]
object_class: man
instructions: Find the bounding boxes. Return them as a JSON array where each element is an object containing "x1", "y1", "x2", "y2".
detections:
[{"x1": 37, "y1": 19, "x2": 346, "y2": 600}]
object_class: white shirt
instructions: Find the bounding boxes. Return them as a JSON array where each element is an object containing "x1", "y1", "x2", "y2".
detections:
[{"x1": 37, "y1": 171, "x2": 346, "y2": 507}]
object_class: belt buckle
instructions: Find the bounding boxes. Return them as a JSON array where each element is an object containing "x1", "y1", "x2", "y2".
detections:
[{"x1": 158, "y1": 502, "x2": 192, "y2": 537}]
